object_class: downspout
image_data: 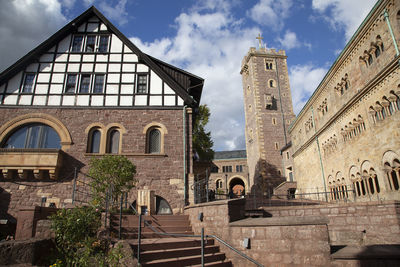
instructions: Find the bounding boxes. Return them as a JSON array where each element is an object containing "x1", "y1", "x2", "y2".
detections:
[
  {"x1": 384, "y1": 9, "x2": 400, "y2": 67},
  {"x1": 311, "y1": 107, "x2": 328, "y2": 201},
  {"x1": 183, "y1": 105, "x2": 187, "y2": 206}
]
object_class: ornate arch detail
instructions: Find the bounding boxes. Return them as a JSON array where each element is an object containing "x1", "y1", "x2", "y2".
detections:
[
  {"x1": 84, "y1": 122, "x2": 105, "y2": 134},
  {"x1": 360, "y1": 160, "x2": 373, "y2": 174},
  {"x1": 348, "y1": 165, "x2": 359, "y2": 180},
  {"x1": 105, "y1": 123, "x2": 127, "y2": 134},
  {"x1": 0, "y1": 113, "x2": 72, "y2": 150},
  {"x1": 142, "y1": 122, "x2": 168, "y2": 135},
  {"x1": 382, "y1": 150, "x2": 400, "y2": 166}
]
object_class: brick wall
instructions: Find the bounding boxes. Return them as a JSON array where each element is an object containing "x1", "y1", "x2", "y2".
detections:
[
  {"x1": 263, "y1": 200, "x2": 400, "y2": 245},
  {"x1": 184, "y1": 199, "x2": 331, "y2": 267},
  {"x1": 0, "y1": 107, "x2": 190, "y2": 219}
]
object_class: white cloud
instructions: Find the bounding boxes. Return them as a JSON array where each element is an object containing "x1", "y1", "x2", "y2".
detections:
[
  {"x1": 277, "y1": 30, "x2": 301, "y2": 50},
  {"x1": 312, "y1": 0, "x2": 377, "y2": 41},
  {"x1": 0, "y1": 0, "x2": 67, "y2": 72},
  {"x1": 289, "y1": 64, "x2": 328, "y2": 114},
  {"x1": 99, "y1": 0, "x2": 129, "y2": 26},
  {"x1": 131, "y1": 5, "x2": 259, "y2": 151},
  {"x1": 247, "y1": 0, "x2": 293, "y2": 30}
]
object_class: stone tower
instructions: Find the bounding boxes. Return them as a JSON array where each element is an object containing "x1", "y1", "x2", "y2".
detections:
[{"x1": 240, "y1": 43, "x2": 295, "y2": 195}]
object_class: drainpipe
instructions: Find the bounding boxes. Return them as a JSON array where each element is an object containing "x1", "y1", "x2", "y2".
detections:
[
  {"x1": 183, "y1": 105, "x2": 187, "y2": 206},
  {"x1": 311, "y1": 107, "x2": 328, "y2": 201},
  {"x1": 383, "y1": 9, "x2": 400, "y2": 67}
]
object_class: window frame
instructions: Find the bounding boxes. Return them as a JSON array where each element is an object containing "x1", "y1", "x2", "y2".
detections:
[
  {"x1": 22, "y1": 73, "x2": 36, "y2": 93},
  {"x1": 137, "y1": 74, "x2": 148, "y2": 94},
  {"x1": 65, "y1": 74, "x2": 78, "y2": 94},
  {"x1": 147, "y1": 128, "x2": 161, "y2": 154},
  {"x1": 106, "y1": 128, "x2": 121, "y2": 154},
  {"x1": 93, "y1": 74, "x2": 105, "y2": 94},
  {"x1": 79, "y1": 74, "x2": 91, "y2": 93},
  {"x1": 71, "y1": 35, "x2": 84, "y2": 52}
]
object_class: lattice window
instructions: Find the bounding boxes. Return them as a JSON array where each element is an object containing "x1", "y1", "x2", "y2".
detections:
[{"x1": 149, "y1": 129, "x2": 161, "y2": 153}]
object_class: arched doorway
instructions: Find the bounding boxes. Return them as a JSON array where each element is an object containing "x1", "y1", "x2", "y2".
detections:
[
  {"x1": 156, "y1": 195, "x2": 172, "y2": 214},
  {"x1": 229, "y1": 177, "x2": 245, "y2": 198}
]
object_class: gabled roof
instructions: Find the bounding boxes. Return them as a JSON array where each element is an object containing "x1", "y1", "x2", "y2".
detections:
[{"x1": 0, "y1": 6, "x2": 203, "y2": 107}]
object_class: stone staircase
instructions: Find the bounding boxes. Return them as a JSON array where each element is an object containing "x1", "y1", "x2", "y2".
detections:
[{"x1": 110, "y1": 214, "x2": 233, "y2": 266}]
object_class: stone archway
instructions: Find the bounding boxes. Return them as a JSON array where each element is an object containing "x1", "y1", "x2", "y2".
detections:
[{"x1": 229, "y1": 177, "x2": 245, "y2": 198}]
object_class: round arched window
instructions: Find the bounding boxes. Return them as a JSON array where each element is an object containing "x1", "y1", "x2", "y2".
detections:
[{"x1": 2, "y1": 123, "x2": 61, "y2": 149}]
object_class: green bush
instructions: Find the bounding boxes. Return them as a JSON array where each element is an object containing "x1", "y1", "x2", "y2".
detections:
[
  {"x1": 50, "y1": 206, "x2": 101, "y2": 266},
  {"x1": 88, "y1": 155, "x2": 136, "y2": 209}
]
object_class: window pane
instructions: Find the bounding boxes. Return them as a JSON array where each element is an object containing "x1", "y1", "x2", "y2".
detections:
[
  {"x1": 137, "y1": 75, "x2": 147, "y2": 94},
  {"x1": 43, "y1": 127, "x2": 61, "y2": 149},
  {"x1": 90, "y1": 130, "x2": 101, "y2": 153},
  {"x1": 149, "y1": 129, "x2": 160, "y2": 153},
  {"x1": 2, "y1": 126, "x2": 28, "y2": 148},
  {"x1": 80, "y1": 75, "x2": 90, "y2": 93},
  {"x1": 72, "y1": 36, "x2": 83, "y2": 52},
  {"x1": 94, "y1": 75, "x2": 104, "y2": 93},
  {"x1": 23, "y1": 74, "x2": 35, "y2": 93},
  {"x1": 26, "y1": 125, "x2": 40, "y2": 148},
  {"x1": 86, "y1": 36, "x2": 96, "y2": 52},
  {"x1": 3, "y1": 124, "x2": 61, "y2": 149},
  {"x1": 108, "y1": 130, "x2": 120, "y2": 154},
  {"x1": 99, "y1": 36, "x2": 109, "y2": 52},
  {"x1": 66, "y1": 74, "x2": 77, "y2": 93}
]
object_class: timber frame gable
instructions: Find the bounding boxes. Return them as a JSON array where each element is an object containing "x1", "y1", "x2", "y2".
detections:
[{"x1": 0, "y1": 6, "x2": 203, "y2": 107}]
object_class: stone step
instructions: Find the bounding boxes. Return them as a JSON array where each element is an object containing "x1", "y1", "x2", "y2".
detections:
[
  {"x1": 141, "y1": 252, "x2": 227, "y2": 267},
  {"x1": 128, "y1": 237, "x2": 215, "y2": 251},
  {"x1": 118, "y1": 231, "x2": 195, "y2": 239},
  {"x1": 139, "y1": 245, "x2": 220, "y2": 261},
  {"x1": 191, "y1": 261, "x2": 233, "y2": 267},
  {"x1": 115, "y1": 226, "x2": 193, "y2": 233},
  {"x1": 110, "y1": 214, "x2": 190, "y2": 221},
  {"x1": 111, "y1": 219, "x2": 191, "y2": 228}
]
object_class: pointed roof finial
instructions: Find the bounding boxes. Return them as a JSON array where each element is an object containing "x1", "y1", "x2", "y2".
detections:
[{"x1": 256, "y1": 33, "x2": 264, "y2": 49}]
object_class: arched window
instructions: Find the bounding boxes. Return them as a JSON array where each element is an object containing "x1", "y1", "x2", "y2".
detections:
[
  {"x1": 368, "y1": 54, "x2": 373, "y2": 65},
  {"x1": 375, "y1": 46, "x2": 381, "y2": 57},
  {"x1": 88, "y1": 129, "x2": 101, "y2": 153},
  {"x1": 216, "y1": 179, "x2": 223, "y2": 189},
  {"x1": 107, "y1": 128, "x2": 120, "y2": 154},
  {"x1": 148, "y1": 128, "x2": 161, "y2": 154},
  {"x1": 2, "y1": 123, "x2": 60, "y2": 149},
  {"x1": 385, "y1": 160, "x2": 400, "y2": 191},
  {"x1": 269, "y1": 80, "x2": 274, "y2": 88}
]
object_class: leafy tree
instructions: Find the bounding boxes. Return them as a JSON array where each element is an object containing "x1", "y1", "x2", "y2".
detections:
[
  {"x1": 193, "y1": 104, "x2": 214, "y2": 161},
  {"x1": 88, "y1": 155, "x2": 136, "y2": 208}
]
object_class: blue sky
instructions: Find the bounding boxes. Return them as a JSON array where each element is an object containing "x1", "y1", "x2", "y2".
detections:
[{"x1": 0, "y1": 0, "x2": 378, "y2": 151}]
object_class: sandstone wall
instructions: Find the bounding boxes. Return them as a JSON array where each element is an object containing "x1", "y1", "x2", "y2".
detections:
[
  {"x1": 0, "y1": 107, "x2": 189, "y2": 218},
  {"x1": 184, "y1": 199, "x2": 331, "y2": 267}
]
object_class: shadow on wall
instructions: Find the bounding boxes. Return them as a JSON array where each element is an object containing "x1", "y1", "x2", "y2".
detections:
[
  {"x1": 249, "y1": 158, "x2": 285, "y2": 198},
  {"x1": 0, "y1": 187, "x2": 16, "y2": 240}
]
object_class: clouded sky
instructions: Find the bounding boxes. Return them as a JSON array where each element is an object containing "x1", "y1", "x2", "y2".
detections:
[{"x1": 0, "y1": 0, "x2": 378, "y2": 151}]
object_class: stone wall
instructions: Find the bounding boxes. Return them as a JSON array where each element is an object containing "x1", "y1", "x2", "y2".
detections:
[
  {"x1": 0, "y1": 107, "x2": 190, "y2": 219},
  {"x1": 184, "y1": 199, "x2": 331, "y2": 266},
  {"x1": 263, "y1": 200, "x2": 400, "y2": 246}
]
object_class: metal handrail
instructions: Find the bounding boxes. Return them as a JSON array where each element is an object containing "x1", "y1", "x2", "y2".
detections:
[
  {"x1": 207, "y1": 234, "x2": 264, "y2": 267},
  {"x1": 120, "y1": 199, "x2": 264, "y2": 266},
  {"x1": 139, "y1": 218, "x2": 264, "y2": 267}
]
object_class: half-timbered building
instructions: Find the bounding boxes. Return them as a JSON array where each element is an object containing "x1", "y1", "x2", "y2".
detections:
[{"x1": 0, "y1": 6, "x2": 203, "y2": 223}]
